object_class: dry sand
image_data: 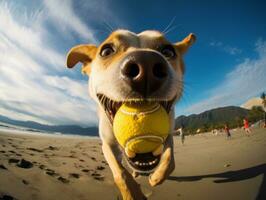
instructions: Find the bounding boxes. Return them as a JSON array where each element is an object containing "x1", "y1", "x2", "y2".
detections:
[{"x1": 0, "y1": 127, "x2": 265, "y2": 200}]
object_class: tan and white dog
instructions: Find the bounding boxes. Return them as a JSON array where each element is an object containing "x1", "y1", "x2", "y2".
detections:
[{"x1": 66, "y1": 30, "x2": 195, "y2": 200}]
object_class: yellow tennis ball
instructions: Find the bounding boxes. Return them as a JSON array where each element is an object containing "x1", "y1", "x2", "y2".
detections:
[{"x1": 113, "y1": 102, "x2": 170, "y2": 154}]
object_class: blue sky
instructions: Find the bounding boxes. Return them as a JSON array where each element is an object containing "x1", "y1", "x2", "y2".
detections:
[{"x1": 0, "y1": 0, "x2": 265, "y2": 126}]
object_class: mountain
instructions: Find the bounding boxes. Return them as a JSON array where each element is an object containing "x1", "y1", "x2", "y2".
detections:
[
  {"x1": 175, "y1": 106, "x2": 250, "y2": 132},
  {"x1": 0, "y1": 115, "x2": 98, "y2": 136},
  {"x1": 241, "y1": 97, "x2": 264, "y2": 110}
]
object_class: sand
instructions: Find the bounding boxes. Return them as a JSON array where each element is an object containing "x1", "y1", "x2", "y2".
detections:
[{"x1": 0, "y1": 127, "x2": 265, "y2": 200}]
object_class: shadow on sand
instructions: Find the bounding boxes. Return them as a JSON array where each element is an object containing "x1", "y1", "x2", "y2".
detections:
[{"x1": 167, "y1": 163, "x2": 266, "y2": 200}]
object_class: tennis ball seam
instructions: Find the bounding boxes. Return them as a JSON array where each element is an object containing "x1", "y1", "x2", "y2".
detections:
[
  {"x1": 120, "y1": 103, "x2": 160, "y2": 116},
  {"x1": 125, "y1": 135, "x2": 164, "y2": 148}
]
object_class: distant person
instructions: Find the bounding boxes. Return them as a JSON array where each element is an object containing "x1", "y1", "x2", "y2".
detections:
[
  {"x1": 243, "y1": 118, "x2": 251, "y2": 135},
  {"x1": 179, "y1": 124, "x2": 185, "y2": 145},
  {"x1": 224, "y1": 124, "x2": 231, "y2": 139},
  {"x1": 212, "y1": 129, "x2": 218, "y2": 135}
]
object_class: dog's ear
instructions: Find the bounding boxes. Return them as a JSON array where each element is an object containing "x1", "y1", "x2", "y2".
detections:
[
  {"x1": 175, "y1": 33, "x2": 196, "y2": 54},
  {"x1": 66, "y1": 44, "x2": 97, "y2": 75}
]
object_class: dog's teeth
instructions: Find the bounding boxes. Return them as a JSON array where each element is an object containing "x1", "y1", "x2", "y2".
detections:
[
  {"x1": 152, "y1": 144, "x2": 164, "y2": 156},
  {"x1": 135, "y1": 161, "x2": 139, "y2": 165},
  {"x1": 125, "y1": 147, "x2": 136, "y2": 158},
  {"x1": 149, "y1": 162, "x2": 153, "y2": 165}
]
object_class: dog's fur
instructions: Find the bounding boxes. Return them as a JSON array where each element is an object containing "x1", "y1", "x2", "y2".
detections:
[{"x1": 66, "y1": 30, "x2": 195, "y2": 200}]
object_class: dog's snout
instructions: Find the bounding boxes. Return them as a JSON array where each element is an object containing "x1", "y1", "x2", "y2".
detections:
[{"x1": 121, "y1": 51, "x2": 169, "y2": 96}]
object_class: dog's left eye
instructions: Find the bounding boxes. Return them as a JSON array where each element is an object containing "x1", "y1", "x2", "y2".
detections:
[
  {"x1": 100, "y1": 44, "x2": 115, "y2": 57},
  {"x1": 160, "y1": 46, "x2": 176, "y2": 58}
]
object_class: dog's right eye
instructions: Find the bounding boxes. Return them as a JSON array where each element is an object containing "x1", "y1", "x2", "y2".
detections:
[
  {"x1": 160, "y1": 45, "x2": 176, "y2": 59},
  {"x1": 100, "y1": 44, "x2": 115, "y2": 57}
]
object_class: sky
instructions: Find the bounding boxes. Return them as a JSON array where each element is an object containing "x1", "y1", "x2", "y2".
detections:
[{"x1": 0, "y1": 0, "x2": 266, "y2": 126}]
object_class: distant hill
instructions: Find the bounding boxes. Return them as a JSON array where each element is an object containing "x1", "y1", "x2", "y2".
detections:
[
  {"x1": 241, "y1": 97, "x2": 263, "y2": 110},
  {"x1": 175, "y1": 106, "x2": 250, "y2": 132},
  {"x1": 0, "y1": 115, "x2": 98, "y2": 136}
]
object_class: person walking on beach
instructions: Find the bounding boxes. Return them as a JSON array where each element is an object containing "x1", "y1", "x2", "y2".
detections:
[
  {"x1": 243, "y1": 118, "x2": 251, "y2": 135},
  {"x1": 224, "y1": 124, "x2": 231, "y2": 139},
  {"x1": 179, "y1": 124, "x2": 185, "y2": 145}
]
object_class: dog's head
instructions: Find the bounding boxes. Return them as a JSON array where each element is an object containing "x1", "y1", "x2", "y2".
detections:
[{"x1": 67, "y1": 30, "x2": 195, "y2": 172}]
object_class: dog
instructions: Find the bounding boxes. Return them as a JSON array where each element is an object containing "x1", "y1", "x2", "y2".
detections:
[{"x1": 66, "y1": 30, "x2": 195, "y2": 200}]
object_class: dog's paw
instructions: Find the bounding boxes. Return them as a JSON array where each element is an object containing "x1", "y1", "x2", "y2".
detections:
[{"x1": 149, "y1": 172, "x2": 164, "y2": 187}]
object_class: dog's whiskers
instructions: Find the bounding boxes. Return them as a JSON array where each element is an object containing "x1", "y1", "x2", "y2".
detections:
[
  {"x1": 162, "y1": 16, "x2": 176, "y2": 34},
  {"x1": 103, "y1": 21, "x2": 115, "y2": 34},
  {"x1": 164, "y1": 25, "x2": 181, "y2": 36}
]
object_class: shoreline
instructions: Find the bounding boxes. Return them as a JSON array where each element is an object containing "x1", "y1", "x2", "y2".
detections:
[{"x1": 0, "y1": 127, "x2": 99, "y2": 139}]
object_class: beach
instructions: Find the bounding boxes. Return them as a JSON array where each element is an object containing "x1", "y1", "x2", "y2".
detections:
[{"x1": 0, "y1": 127, "x2": 265, "y2": 200}]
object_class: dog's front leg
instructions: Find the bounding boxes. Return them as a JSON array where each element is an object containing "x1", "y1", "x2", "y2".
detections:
[
  {"x1": 149, "y1": 134, "x2": 175, "y2": 186},
  {"x1": 102, "y1": 143, "x2": 146, "y2": 200}
]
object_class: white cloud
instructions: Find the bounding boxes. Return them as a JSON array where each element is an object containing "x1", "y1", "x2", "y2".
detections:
[
  {"x1": 0, "y1": 3, "x2": 64, "y2": 71},
  {"x1": 43, "y1": 0, "x2": 98, "y2": 43},
  {"x1": 210, "y1": 41, "x2": 242, "y2": 55},
  {"x1": 43, "y1": 75, "x2": 89, "y2": 101},
  {"x1": 183, "y1": 39, "x2": 266, "y2": 115},
  {"x1": 0, "y1": 2, "x2": 98, "y2": 126},
  {"x1": 42, "y1": 0, "x2": 128, "y2": 44}
]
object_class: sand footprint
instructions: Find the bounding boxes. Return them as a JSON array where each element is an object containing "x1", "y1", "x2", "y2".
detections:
[
  {"x1": 45, "y1": 169, "x2": 59, "y2": 177},
  {"x1": 39, "y1": 164, "x2": 46, "y2": 170},
  {"x1": 91, "y1": 171, "x2": 105, "y2": 181},
  {"x1": 81, "y1": 169, "x2": 91, "y2": 173},
  {"x1": 96, "y1": 166, "x2": 105, "y2": 170},
  {"x1": 58, "y1": 176, "x2": 70, "y2": 184},
  {"x1": 16, "y1": 159, "x2": 33, "y2": 169},
  {"x1": 27, "y1": 147, "x2": 43, "y2": 153},
  {"x1": 22, "y1": 179, "x2": 29, "y2": 185},
  {"x1": 0, "y1": 164, "x2": 7, "y2": 170},
  {"x1": 0, "y1": 194, "x2": 18, "y2": 200},
  {"x1": 8, "y1": 158, "x2": 20, "y2": 164},
  {"x1": 69, "y1": 173, "x2": 80, "y2": 179}
]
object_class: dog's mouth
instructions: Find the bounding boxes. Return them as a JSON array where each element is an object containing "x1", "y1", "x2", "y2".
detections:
[
  {"x1": 97, "y1": 94, "x2": 175, "y2": 123},
  {"x1": 97, "y1": 94, "x2": 175, "y2": 172},
  {"x1": 126, "y1": 152, "x2": 161, "y2": 172}
]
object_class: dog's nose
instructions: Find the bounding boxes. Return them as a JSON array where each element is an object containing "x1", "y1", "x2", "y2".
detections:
[{"x1": 121, "y1": 51, "x2": 169, "y2": 96}]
